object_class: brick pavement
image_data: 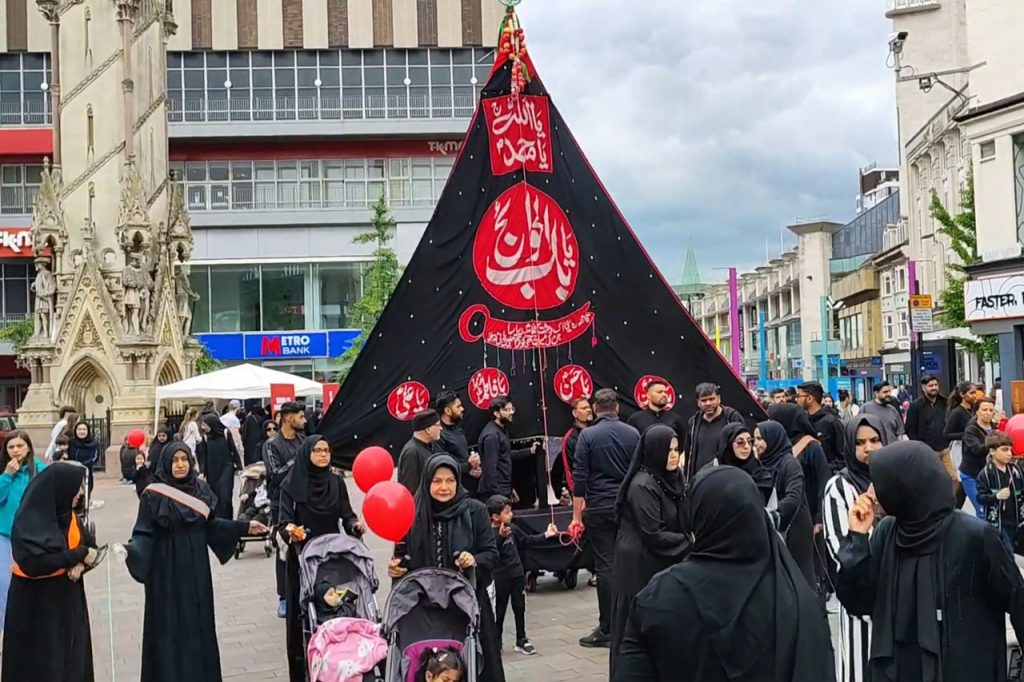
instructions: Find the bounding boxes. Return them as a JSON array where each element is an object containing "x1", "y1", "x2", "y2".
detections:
[{"x1": 84, "y1": 476, "x2": 609, "y2": 681}]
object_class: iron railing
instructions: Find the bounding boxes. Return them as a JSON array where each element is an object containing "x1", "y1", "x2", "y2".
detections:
[
  {"x1": 167, "y1": 93, "x2": 477, "y2": 123},
  {"x1": 0, "y1": 100, "x2": 52, "y2": 126}
]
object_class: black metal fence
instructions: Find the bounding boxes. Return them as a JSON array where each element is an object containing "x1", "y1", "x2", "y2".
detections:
[{"x1": 81, "y1": 409, "x2": 112, "y2": 472}]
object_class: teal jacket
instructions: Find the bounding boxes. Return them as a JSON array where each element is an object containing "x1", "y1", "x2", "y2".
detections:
[{"x1": 0, "y1": 459, "x2": 47, "y2": 537}]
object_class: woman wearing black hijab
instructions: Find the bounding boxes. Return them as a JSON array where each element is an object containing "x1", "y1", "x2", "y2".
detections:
[
  {"x1": 148, "y1": 427, "x2": 174, "y2": 471},
  {"x1": 838, "y1": 441, "x2": 1024, "y2": 681},
  {"x1": 388, "y1": 454, "x2": 502, "y2": 682},
  {"x1": 767, "y1": 403, "x2": 831, "y2": 527},
  {"x1": 2, "y1": 462, "x2": 100, "y2": 681},
  {"x1": 717, "y1": 422, "x2": 774, "y2": 503},
  {"x1": 127, "y1": 442, "x2": 268, "y2": 681},
  {"x1": 197, "y1": 413, "x2": 239, "y2": 520},
  {"x1": 754, "y1": 420, "x2": 815, "y2": 589},
  {"x1": 608, "y1": 425, "x2": 690, "y2": 671},
  {"x1": 279, "y1": 436, "x2": 362, "y2": 682},
  {"x1": 823, "y1": 414, "x2": 887, "y2": 682},
  {"x1": 68, "y1": 421, "x2": 100, "y2": 497},
  {"x1": 614, "y1": 466, "x2": 834, "y2": 681}
]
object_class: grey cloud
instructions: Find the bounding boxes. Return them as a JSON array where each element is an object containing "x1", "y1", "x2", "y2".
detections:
[{"x1": 518, "y1": 0, "x2": 897, "y2": 283}]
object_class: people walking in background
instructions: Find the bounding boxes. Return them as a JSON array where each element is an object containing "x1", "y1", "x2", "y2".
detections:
[
  {"x1": 627, "y1": 380, "x2": 685, "y2": 438},
  {"x1": 51, "y1": 435, "x2": 70, "y2": 462},
  {"x1": 478, "y1": 396, "x2": 540, "y2": 500},
  {"x1": 179, "y1": 408, "x2": 202, "y2": 458},
  {"x1": 44, "y1": 406, "x2": 77, "y2": 462},
  {"x1": 860, "y1": 382, "x2": 905, "y2": 443},
  {"x1": 976, "y1": 431, "x2": 1024, "y2": 555},
  {"x1": 263, "y1": 401, "x2": 306, "y2": 618},
  {"x1": 570, "y1": 389, "x2": 640, "y2": 649},
  {"x1": 905, "y1": 375, "x2": 957, "y2": 495},
  {"x1": 837, "y1": 389, "x2": 860, "y2": 422},
  {"x1": 397, "y1": 409, "x2": 443, "y2": 494},
  {"x1": 148, "y1": 427, "x2": 173, "y2": 472},
  {"x1": 681, "y1": 383, "x2": 745, "y2": 480},
  {"x1": 771, "y1": 388, "x2": 787, "y2": 405},
  {"x1": 797, "y1": 381, "x2": 845, "y2": 471},
  {"x1": 944, "y1": 381, "x2": 977, "y2": 509},
  {"x1": 119, "y1": 435, "x2": 140, "y2": 484},
  {"x1": 0, "y1": 430, "x2": 46, "y2": 627},
  {"x1": 220, "y1": 400, "x2": 245, "y2": 461},
  {"x1": 68, "y1": 421, "x2": 100, "y2": 508},
  {"x1": 960, "y1": 396, "x2": 999, "y2": 518},
  {"x1": 241, "y1": 404, "x2": 266, "y2": 466},
  {"x1": 198, "y1": 413, "x2": 240, "y2": 521},
  {"x1": 822, "y1": 414, "x2": 888, "y2": 682}
]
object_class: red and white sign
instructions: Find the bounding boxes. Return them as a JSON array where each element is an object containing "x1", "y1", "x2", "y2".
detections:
[
  {"x1": 387, "y1": 381, "x2": 430, "y2": 421},
  {"x1": 553, "y1": 365, "x2": 593, "y2": 404},
  {"x1": 269, "y1": 383, "x2": 295, "y2": 417},
  {"x1": 0, "y1": 228, "x2": 33, "y2": 258},
  {"x1": 484, "y1": 94, "x2": 552, "y2": 176},
  {"x1": 458, "y1": 302, "x2": 594, "y2": 350},
  {"x1": 472, "y1": 184, "x2": 579, "y2": 310},
  {"x1": 322, "y1": 383, "x2": 340, "y2": 413},
  {"x1": 633, "y1": 375, "x2": 677, "y2": 410},
  {"x1": 467, "y1": 368, "x2": 510, "y2": 409}
]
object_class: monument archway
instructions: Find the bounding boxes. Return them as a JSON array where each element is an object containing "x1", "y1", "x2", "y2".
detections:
[{"x1": 60, "y1": 355, "x2": 116, "y2": 418}]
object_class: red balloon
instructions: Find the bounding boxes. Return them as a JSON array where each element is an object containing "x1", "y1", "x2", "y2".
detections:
[
  {"x1": 127, "y1": 429, "x2": 146, "y2": 449},
  {"x1": 352, "y1": 446, "x2": 395, "y2": 493},
  {"x1": 363, "y1": 481, "x2": 415, "y2": 542},
  {"x1": 1006, "y1": 415, "x2": 1024, "y2": 455}
]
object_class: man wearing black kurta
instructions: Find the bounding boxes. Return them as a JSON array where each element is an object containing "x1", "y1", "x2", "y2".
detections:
[
  {"x1": 477, "y1": 396, "x2": 539, "y2": 500},
  {"x1": 627, "y1": 380, "x2": 685, "y2": 438},
  {"x1": 397, "y1": 410, "x2": 442, "y2": 494},
  {"x1": 681, "y1": 382, "x2": 745, "y2": 481},
  {"x1": 435, "y1": 390, "x2": 482, "y2": 494}
]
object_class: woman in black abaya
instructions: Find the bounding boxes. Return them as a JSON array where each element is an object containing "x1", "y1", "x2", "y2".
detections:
[
  {"x1": 280, "y1": 436, "x2": 363, "y2": 682},
  {"x1": 388, "y1": 454, "x2": 502, "y2": 682},
  {"x1": 613, "y1": 466, "x2": 834, "y2": 681},
  {"x1": 837, "y1": 441, "x2": 1024, "y2": 681},
  {"x1": 2, "y1": 462, "x2": 100, "y2": 682},
  {"x1": 717, "y1": 422, "x2": 774, "y2": 503},
  {"x1": 608, "y1": 425, "x2": 690, "y2": 670},
  {"x1": 754, "y1": 420, "x2": 816, "y2": 589},
  {"x1": 126, "y1": 442, "x2": 268, "y2": 681},
  {"x1": 197, "y1": 413, "x2": 239, "y2": 520}
]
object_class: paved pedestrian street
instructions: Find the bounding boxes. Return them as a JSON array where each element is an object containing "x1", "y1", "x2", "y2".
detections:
[{"x1": 84, "y1": 475, "x2": 609, "y2": 681}]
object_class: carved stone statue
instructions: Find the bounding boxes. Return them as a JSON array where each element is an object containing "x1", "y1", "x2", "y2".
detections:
[
  {"x1": 174, "y1": 266, "x2": 200, "y2": 336},
  {"x1": 121, "y1": 252, "x2": 148, "y2": 336},
  {"x1": 31, "y1": 257, "x2": 55, "y2": 340}
]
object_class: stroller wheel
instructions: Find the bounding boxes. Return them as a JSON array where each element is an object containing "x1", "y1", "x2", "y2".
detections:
[
  {"x1": 235, "y1": 542, "x2": 243, "y2": 559},
  {"x1": 563, "y1": 569, "x2": 578, "y2": 589},
  {"x1": 525, "y1": 572, "x2": 538, "y2": 593},
  {"x1": 264, "y1": 542, "x2": 273, "y2": 558}
]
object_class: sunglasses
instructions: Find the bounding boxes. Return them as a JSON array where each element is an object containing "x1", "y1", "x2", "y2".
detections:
[
  {"x1": 266, "y1": 427, "x2": 278, "y2": 432},
  {"x1": 733, "y1": 438, "x2": 754, "y2": 446}
]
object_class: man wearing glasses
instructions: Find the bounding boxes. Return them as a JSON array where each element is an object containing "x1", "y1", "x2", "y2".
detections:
[{"x1": 477, "y1": 395, "x2": 540, "y2": 501}]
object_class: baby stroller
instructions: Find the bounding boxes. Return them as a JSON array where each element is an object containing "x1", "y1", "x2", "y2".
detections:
[
  {"x1": 235, "y1": 462, "x2": 273, "y2": 558},
  {"x1": 299, "y1": 534, "x2": 384, "y2": 681},
  {"x1": 381, "y1": 568, "x2": 480, "y2": 682}
]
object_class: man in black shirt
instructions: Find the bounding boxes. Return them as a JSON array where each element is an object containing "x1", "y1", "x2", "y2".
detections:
[
  {"x1": 435, "y1": 390, "x2": 481, "y2": 494},
  {"x1": 627, "y1": 380, "x2": 685, "y2": 437},
  {"x1": 797, "y1": 381, "x2": 846, "y2": 472},
  {"x1": 262, "y1": 401, "x2": 306, "y2": 617},
  {"x1": 397, "y1": 409, "x2": 443, "y2": 494},
  {"x1": 553, "y1": 396, "x2": 592, "y2": 499},
  {"x1": 682, "y1": 382, "x2": 745, "y2": 481},
  {"x1": 569, "y1": 389, "x2": 640, "y2": 648},
  {"x1": 906, "y1": 374, "x2": 955, "y2": 484},
  {"x1": 477, "y1": 396, "x2": 539, "y2": 500}
]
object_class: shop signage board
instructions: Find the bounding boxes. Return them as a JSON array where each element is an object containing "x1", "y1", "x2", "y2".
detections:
[
  {"x1": 194, "y1": 329, "x2": 360, "y2": 362},
  {"x1": 965, "y1": 275, "x2": 1024, "y2": 322}
]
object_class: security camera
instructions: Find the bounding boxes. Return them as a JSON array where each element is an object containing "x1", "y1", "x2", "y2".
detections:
[{"x1": 888, "y1": 31, "x2": 908, "y2": 54}]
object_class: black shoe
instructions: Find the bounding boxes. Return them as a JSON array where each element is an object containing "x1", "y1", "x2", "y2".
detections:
[{"x1": 579, "y1": 628, "x2": 610, "y2": 648}]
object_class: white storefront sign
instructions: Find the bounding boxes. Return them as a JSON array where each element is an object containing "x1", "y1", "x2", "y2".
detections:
[{"x1": 965, "y1": 274, "x2": 1024, "y2": 322}]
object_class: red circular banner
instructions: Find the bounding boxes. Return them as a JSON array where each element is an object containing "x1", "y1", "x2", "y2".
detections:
[
  {"x1": 553, "y1": 364, "x2": 594, "y2": 404},
  {"x1": 387, "y1": 381, "x2": 431, "y2": 421},
  {"x1": 472, "y1": 184, "x2": 580, "y2": 310},
  {"x1": 467, "y1": 367, "x2": 511, "y2": 410},
  {"x1": 633, "y1": 375, "x2": 676, "y2": 410}
]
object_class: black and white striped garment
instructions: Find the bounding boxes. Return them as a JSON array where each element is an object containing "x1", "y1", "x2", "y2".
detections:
[{"x1": 823, "y1": 473, "x2": 872, "y2": 682}]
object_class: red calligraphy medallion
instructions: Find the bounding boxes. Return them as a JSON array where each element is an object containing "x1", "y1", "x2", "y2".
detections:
[
  {"x1": 553, "y1": 364, "x2": 594, "y2": 404},
  {"x1": 472, "y1": 184, "x2": 579, "y2": 310},
  {"x1": 387, "y1": 381, "x2": 431, "y2": 421},
  {"x1": 484, "y1": 94, "x2": 553, "y2": 176},
  {"x1": 467, "y1": 368, "x2": 511, "y2": 410},
  {"x1": 633, "y1": 375, "x2": 677, "y2": 410}
]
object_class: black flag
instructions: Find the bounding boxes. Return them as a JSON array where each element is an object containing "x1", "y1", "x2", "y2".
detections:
[{"x1": 319, "y1": 20, "x2": 762, "y2": 465}]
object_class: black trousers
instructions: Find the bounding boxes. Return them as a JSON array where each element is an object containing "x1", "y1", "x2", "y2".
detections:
[
  {"x1": 494, "y1": 574, "x2": 527, "y2": 642},
  {"x1": 584, "y1": 506, "x2": 617, "y2": 634},
  {"x1": 271, "y1": 506, "x2": 285, "y2": 599}
]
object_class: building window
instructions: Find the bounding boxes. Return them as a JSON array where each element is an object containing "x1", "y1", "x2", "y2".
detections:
[
  {"x1": 881, "y1": 272, "x2": 892, "y2": 297},
  {"x1": 894, "y1": 266, "x2": 907, "y2": 293},
  {"x1": 0, "y1": 53, "x2": 51, "y2": 126},
  {"x1": 980, "y1": 141, "x2": 996, "y2": 161},
  {"x1": 0, "y1": 262, "x2": 31, "y2": 324},
  {"x1": 897, "y1": 310, "x2": 909, "y2": 339},
  {"x1": 208, "y1": 265, "x2": 261, "y2": 332},
  {"x1": 167, "y1": 48, "x2": 493, "y2": 123},
  {"x1": 883, "y1": 313, "x2": 894, "y2": 343},
  {"x1": 316, "y1": 263, "x2": 362, "y2": 328},
  {"x1": 189, "y1": 266, "x2": 211, "y2": 334},
  {"x1": 0, "y1": 164, "x2": 43, "y2": 215},
  {"x1": 261, "y1": 264, "x2": 307, "y2": 330}
]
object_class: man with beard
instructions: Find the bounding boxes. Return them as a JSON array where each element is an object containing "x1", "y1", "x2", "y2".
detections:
[
  {"x1": 397, "y1": 409, "x2": 443, "y2": 494},
  {"x1": 770, "y1": 388, "x2": 787, "y2": 405},
  {"x1": 906, "y1": 375, "x2": 954, "y2": 480},
  {"x1": 435, "y1": 390, "x2": 482, "y2": 494},
  {"x1": 263, "y1": 401, "x2": 306, "y2": 618},
  {"x1": 553, "y1": 396, "x2": 593, "y2": 499},
  {"x1": 477, "y1": 395, "x2": 540, "y2": 500},
  {"x1": 797, "y1": 381, "x2": 846, "y2": 472},
  {"x1": 861, "y1": 381, "x2": 905, "y2": 443},
  {"x1": 627, "y1": 381, "x2": 685, "y2": 438},
  {"x1": 681, "y1": 382, "x2": 745, "y2": 481}
]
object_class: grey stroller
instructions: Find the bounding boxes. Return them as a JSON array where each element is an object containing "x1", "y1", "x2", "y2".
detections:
[
  {"x1": 298, "y1": 533, "x2": 380, "y2": 638},
  {"x1": 381, "y1": 568, "x2": 480, "y2": 682}
]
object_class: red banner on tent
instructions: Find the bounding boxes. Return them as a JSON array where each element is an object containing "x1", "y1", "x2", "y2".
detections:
[
  {"x1": 322, "y1": 383, "x2": 340, "y2": 413},
  {"x1": 270, "y1": 383, "x2": 295, "y2": 417}
]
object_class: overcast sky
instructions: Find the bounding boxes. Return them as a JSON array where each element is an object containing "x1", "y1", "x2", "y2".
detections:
[{"x1": 516, "y1": 0, "x2": 898, "y2": 285}]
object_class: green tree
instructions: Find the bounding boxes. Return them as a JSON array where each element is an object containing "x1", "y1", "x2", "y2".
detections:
[
  {"x1": 194, "y1": 343, "x2": 221, "y2": 375},
  {"x1": 929, "y1": 169, "x2": 998, "y2": 360},
  {"x1": 0, "y1": 318, "x2": 33, "y2": 354},
  {"x1": 335, "y1": 193, "x2": 401, "y2": 381}
]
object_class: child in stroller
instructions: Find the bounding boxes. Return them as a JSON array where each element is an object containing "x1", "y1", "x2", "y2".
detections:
[
  {"x1": 416, "y1": 647, "x2": 465, "y2": 682},
  {"x1": 235, "y1": 462, "x2": 272, "y2": 557}
]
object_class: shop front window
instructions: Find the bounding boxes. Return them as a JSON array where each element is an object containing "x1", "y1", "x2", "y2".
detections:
[
  {"x1": 261, "y1": 264, "x2": 308, "y2": 330},
  {"x1": 317, "y1": 262, "x2": 362, "y2": 329},
  {"x1": 209, "y1": 265, "x2": 260, "y2": 332},
  {"x1": 188, "y1": 265, "x2": 211, "y2": 333}
]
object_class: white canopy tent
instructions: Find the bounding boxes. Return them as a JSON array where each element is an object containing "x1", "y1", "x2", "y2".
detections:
[{"x1": 154, "y1": 363, "x2": 323, "y2": 426}]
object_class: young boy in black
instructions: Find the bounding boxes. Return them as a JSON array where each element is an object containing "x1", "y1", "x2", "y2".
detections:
[
  {"x1": 486, "y1": 495, "x2": 557, "y2": 656},
  {"x1": 976, "y1": 431, "x2": 1024, "y2": 555}
]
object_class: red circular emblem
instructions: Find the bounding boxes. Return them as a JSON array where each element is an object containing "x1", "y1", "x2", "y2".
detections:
[
  {"x1": 467, "y1": 368, "x2": 511, "y2": 410},
  {"x1": 387, "y1": 381, "x2": 431, "y2": 421},
  {"x1": 633, "y1": 375, "x2": 676, "y2": 410},
  {"x1": 472, "y1": 184, "x2": 579, "y2": 310},
  {"x1": 553, "y1": 365, "x2": 594, "y2": 404}
]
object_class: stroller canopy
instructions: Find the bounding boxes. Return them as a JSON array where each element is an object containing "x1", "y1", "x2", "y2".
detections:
[
  {"x1": 299, "y1": 534, "x2": 379, "y2": 621},
  {"x1": 383, "y1": 568, "x2": 480, "y2": 633}
]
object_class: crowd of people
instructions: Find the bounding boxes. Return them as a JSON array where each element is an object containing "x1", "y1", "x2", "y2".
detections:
[{"x1": 1, "y1": 372, "x2": 1023, "y2": 681}]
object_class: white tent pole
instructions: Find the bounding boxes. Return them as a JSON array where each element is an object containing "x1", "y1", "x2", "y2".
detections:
[{"x1": 154, "y1": 397, "x2": 160, "y2": 432}]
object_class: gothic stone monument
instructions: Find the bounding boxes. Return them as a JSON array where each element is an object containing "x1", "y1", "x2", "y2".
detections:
[{"x1": 17, "y1": 0, "x2": 201, "y2": 456}]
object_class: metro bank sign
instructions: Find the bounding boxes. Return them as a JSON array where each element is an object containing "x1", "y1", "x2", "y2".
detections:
[{"x1": 195, "y1": 330, "x2": 359, "y2": 362}]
